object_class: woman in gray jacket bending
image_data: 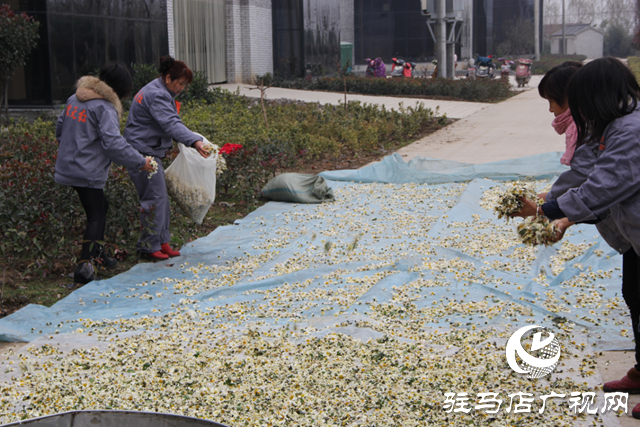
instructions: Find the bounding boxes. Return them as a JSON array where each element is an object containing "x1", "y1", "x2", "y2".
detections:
[
  {"x1": 514, "y1": 57, "x2": 640, "y2": 418},
  {"x1": 55, "y1": 63, "x2": 153, "y2": 284},
  {"x1": 124, "y1": 56, "x2": 209, "y2": 260}
]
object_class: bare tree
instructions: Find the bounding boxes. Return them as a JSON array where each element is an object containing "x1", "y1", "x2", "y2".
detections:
[
  {"x1": 603, "y1": 0, "x2": 635, "y2": 31},
  {"x1": 545, "y1": 0, "x2": 635, "y2": 32},
  {"x1": 544, "y1": 0, "x2": 562, "y2": 25},
  {"x1": 567, "y1": 0, "x2": 598, "y2": 23},
  {"x1": 249, "y1": 75, "x2": 273, "y2": 130},
  {"x1": 334, "y1": 56, "x2": 350, "y2": 113}
]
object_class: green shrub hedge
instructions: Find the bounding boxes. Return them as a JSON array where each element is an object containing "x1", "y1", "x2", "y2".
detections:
[
  {"x1": 628, "y1": 57, "x2": 640, "y2": 82},
  {"x1": 531, "y1": 54, "x2": 587, "y2": 75},
  {"x1": 262, "y1": 75, "x2": 513, "y2": 102},
  {"x1": 0, "y1": 86, "x2": 444, "y2": 278}
]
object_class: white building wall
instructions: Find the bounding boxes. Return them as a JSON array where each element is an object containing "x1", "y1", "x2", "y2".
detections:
[
  {"x1": 550, "y1": 37, "x2": 559, "y2": 54},
  {"x1": 550, "y1": 30, "x2": 602, "y2": 59},
  {"x1": 460, "y1": 0, "x2": 473, "y2": 60},
  {"x1": 575, "y1": 29, "x2": 604, "y2": 59},
  {"x1": 550, "y1": 36, "x2": 573, "y2": 55},
  {"x1": 340, "y1": 0, "x2": 354, "y2": 66},
  {"x1": 225, "y1": 0, "x2": 273, "y2": 83},
  {"x1": 167, "y1": 0, "x2": 175, "y2": 56},
  {"x1": 566, "y1": 37, "x2": 576, "y2": 55},
  {"x1": 225, "y1": 0, "x2": 243, "y2": 83}
]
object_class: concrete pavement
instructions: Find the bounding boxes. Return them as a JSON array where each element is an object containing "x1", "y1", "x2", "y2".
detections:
[
  {"x1": 216, "y1": 75, "x2": 566, "y2": 164},
  {"x1": 395, "y1": 75, "x2": 567, "y2": 163}
]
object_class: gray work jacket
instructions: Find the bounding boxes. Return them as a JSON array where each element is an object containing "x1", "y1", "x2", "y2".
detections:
[
  {"x1": 55, "y1": 92, "x2": 146, "y2": 189},
  {"x1": 558, "y1": 108, "x2": 640, "y2": 254},
  {"x1": 124, "y1": 78, "x2": 200, "y2": 157},
  {"x1": 547, "y1": 140, "x2": 631, "y2": 254}
]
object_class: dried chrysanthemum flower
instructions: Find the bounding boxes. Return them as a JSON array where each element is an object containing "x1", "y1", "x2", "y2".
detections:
[
  {"x1": 201, "y1": 142, "x2": 218, "y2": 155},
  {"x1": 165, "y1": 171, "x2": 213, "y2": 223},
  {"x1": 202, "y1": 143, "x2": 227, "y2": 176},
  {"x1": 216, "y1": 155, "x2": 226, "y2": 176},
  {"x1": 493, "y1": 182, "x2": 538, "y2": 220},
  {"x1": 146, "y1": 156, "x2": 158, "y2": 179},
  {"x1": 517, "y1": 217, "x2": 560, "y2": 246}
]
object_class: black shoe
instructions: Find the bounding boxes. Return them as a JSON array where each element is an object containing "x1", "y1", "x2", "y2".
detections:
[
  {"x1": 92, "y1": 244, "x2": 118, "y2": 269},
  {"x1": 96, "y1": 255, "x2": 118, "y2": 269},
  {"x1": 74, "y1": 262, "x2": 96, "y2": 284}
]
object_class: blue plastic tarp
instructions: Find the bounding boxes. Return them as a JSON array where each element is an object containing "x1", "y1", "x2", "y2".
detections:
[
  {"x1": 0, "y1": 153, "x2": 629, "y2": 352},
  {"x1": 319, "y1": 152, "x2": 570, "y2": 184}
]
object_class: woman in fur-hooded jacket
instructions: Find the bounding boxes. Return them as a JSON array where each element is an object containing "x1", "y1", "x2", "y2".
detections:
[{"x1": 55, "y1": 63, "x2": 152, "y2": 285}]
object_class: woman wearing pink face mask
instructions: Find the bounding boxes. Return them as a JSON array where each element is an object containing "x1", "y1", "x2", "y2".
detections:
[
  {"x1": 539, "y1": 61, "x2": 582, "y2": 166},
  {"x1": 533, "y1": 62, "x2": 631, "y2": 258}
]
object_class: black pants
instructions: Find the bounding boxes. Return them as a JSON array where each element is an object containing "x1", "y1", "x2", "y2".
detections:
[
  {"x1": 74, "y1": 187, "x2": 109, "y2": 261},
  {"x1": 622, "y1": 247, "x2": 640, "y2": 369}
]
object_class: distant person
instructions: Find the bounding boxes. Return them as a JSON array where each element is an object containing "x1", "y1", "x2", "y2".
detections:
[
  {"x1": 124, "y1": 55, "x2": 209, "y2": 261},
  {"x1": 374, "y1": 57, "x2": 386, "y2": 78},
  {"x1": 365, "y1": 58, "x2": 375, "y2": 78},
  {"x1": 54, "y1": 63, "x2": 153, "y2": 284}
]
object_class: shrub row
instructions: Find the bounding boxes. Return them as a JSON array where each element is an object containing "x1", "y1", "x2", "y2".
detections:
[
  {"x1": 628, "y1": 56, "x2": 640, "y2": 83},
  {"x1": 261, "y1": 75, "x2": 514, "y2": 102},
  {"x1": 531, "y1": 54, "x2": 587, "y2": 75},
  {"x1": 0, "y1": 86, "x2": 444, "y2": 278}
]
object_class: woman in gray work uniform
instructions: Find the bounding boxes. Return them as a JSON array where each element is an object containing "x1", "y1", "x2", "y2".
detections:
[
  {"x1": 55, "y1": 63, "x2": 153, "y2": 284},
  {"x1": 514, "y1": 58, "x2": 640, "y2": 418},
  {"x1": 124, "y1": 56, "x2": 209, "y2": 260}
]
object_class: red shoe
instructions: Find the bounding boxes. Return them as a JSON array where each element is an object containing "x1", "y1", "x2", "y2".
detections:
[
  {"x1": 146, "y1": 250, "x2": 169, "y2": 260},
  {"x1": 603, "y1": 368, "x2": 640, "y2": 394},
  {"x1": 634, "y1": 402, "x2": 640, "y2": 419},
  {"x1": 160, "y1": 243, "x2": 180, "y2": 258}
]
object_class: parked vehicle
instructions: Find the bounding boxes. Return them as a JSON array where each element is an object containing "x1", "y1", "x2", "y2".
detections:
[
  {"x1": 365, "y1": 58, "x2": 376, "y2": 78},
  {"x1": 475, "y1": 55, "x2": 495, "y2": 79},
  {"x1": 403, "y1": 60, "x2": 417, "y2": 77},
  {"x1": 498, "y1": 58, "x2": 514, "y2": 82},
  {"x1": 390, "y1": 58, "x2": 405, "y2": 77},
  {"x1": 466, "y1": 58, "x2": 475, "y2": 80},
  {"x1": 388, "y1": 58, "x2": 417, "y2": 78},
  {"x1": 515, "y1": 58, "x2": 532, "y2": 87}
]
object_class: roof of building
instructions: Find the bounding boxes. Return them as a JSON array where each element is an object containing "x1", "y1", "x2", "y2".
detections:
[{"x1": 550, "y1": 24, "x2": 603, "y2": 37}]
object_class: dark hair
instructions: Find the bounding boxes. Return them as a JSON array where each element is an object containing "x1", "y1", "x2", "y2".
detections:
[
  {"x1": 538, "y1": 61, "x2": 582, "y2": 106},
  {"x1": 568, "y1": 57, "x2": 640, "y2": 147},
  {"x1": 158, "y1": 55, "x2": 193, "y2": 84},
  {"x1": 99, "y1": 63, "x2": 133, "y2": 99}
]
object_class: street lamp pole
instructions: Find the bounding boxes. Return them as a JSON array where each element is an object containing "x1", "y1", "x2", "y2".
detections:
[
  {"x1": 436, "y1": 0, "x2": 447, "y2": 79},
  {"x1": 562, "y1": 0, "x2": 566, "y2": 54},
  {"x1": 534, "y1": 0, "x2": 540, "y2": 61}
]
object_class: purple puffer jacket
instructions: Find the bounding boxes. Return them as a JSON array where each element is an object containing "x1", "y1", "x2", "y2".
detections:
[{"x1": 374, "y1": 58, "x2": 386, "y2": 78}]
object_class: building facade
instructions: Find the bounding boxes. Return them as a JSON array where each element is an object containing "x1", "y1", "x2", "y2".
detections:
[
  {"x1": 8, "y1": 0, "x2": 542, "y2": 106},
  {"x1": 8, "y1": 0, "x2": 168, "y2": 106},
  {"x1": 474, "y1": 0, "x2": 543, "y2": 57},
  {"x1": 549, "y1": 24, "x2": 603, "y2": 59}
]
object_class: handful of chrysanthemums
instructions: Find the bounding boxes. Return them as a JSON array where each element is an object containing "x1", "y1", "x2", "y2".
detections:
[
  {"x1": 146, "y1": 156, "x2": 158, "y2": 179},
  {"x1": 493, "y1": 181, "x2": 559, "y2": 246}
]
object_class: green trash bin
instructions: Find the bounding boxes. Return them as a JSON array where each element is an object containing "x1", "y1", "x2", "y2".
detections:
[{"x1": 340, "y1": 42, "x2": 353, "y2": 72}]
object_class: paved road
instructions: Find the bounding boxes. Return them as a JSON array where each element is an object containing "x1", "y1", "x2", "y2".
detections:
[
  {"x1": 216, "y1": 75, "x2": 565, "y2": 164},
  {"x1": 396, "y1": 75, "x2": 566, "y2": 163}
]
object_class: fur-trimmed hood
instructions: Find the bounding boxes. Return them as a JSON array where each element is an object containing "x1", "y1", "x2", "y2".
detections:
[{"x1": 75, "y1": 76, "x2": 123, "y2": 119}]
